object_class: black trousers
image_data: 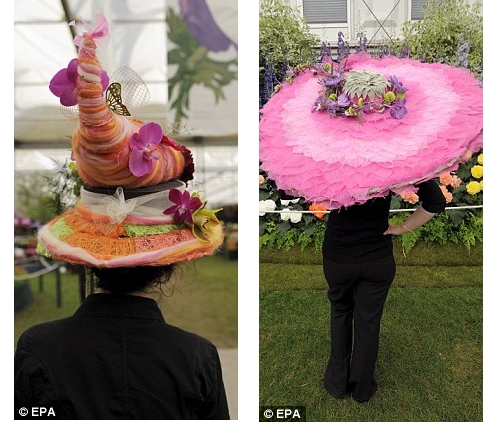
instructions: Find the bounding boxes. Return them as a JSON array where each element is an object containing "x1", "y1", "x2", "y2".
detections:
[{"x1": 322, "y1": 254, "x2": 395, "y2": 401}]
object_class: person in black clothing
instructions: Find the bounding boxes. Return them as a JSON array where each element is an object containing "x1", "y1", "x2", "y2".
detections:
[
  {"x1": 322, "y1": 180, "x2": 446, "y2": 402},
  {"x1": 14, "y1": 266, "x2": 230, "y2": 419}
]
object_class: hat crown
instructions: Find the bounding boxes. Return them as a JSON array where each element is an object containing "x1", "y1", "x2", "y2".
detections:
[{"x1": 66, "y1": 16, "x2": 193, "y2": 189}]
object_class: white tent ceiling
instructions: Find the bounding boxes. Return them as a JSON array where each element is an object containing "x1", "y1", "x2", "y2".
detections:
[{"x1": 14, "y1": 0, "x2": 238, "y2": 207}]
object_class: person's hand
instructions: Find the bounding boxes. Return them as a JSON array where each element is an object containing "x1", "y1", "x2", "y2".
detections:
[{"x1": 383, "y1": 223, "x2": 407, "y2": 236}]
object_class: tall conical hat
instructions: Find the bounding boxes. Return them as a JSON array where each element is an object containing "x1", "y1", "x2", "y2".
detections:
[
  {"x1": 64, "y1": 16, "x2": 192, "y2": 188},
  {"x1": 37, "y1": 13, "x2": 224, "y2": 268}
]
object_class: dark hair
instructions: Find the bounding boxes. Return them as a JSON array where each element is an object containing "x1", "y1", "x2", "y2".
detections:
[{"x1": 90, "y1": 265, "x2": 177, "y2": 295}]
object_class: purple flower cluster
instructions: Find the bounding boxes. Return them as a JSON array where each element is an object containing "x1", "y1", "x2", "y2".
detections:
[{"x1": 312, "y1": 62, "x2": 407, "y2": 120}]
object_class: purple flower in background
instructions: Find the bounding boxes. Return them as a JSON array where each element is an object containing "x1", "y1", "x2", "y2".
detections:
[
  {"x1": 129, "y1": 122, "x2": 163, "y2": 177},
  {"x1": 179, "y1": 0, "x2": 237, "y2": 52},
  {"x1": 49, "y1": 58, "x2": 109, "y2": 106},
  {"x1": 163, "y1": 189, "x2": 203, "y2": 225}
]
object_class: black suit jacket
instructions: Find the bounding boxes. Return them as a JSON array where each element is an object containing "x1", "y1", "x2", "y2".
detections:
[{"x1": 14, "y1": 293, "x2": 230, "y2": 419}]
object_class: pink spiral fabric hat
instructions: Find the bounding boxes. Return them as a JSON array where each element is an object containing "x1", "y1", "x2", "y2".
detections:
[
  {"x1": 36, "y1": 13, "x2": 224, "y2": 268},
  {"x1": 259, "y1": 52, "x2": 483, "y2": 209}
]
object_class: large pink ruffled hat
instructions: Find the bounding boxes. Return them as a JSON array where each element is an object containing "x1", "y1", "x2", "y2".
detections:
[
  {"x1": 36, "y1": 13, "x2": 224, "y2": 268},
  {"x1": 259, "y1": 51, "x2": 483, "y2": 209}
]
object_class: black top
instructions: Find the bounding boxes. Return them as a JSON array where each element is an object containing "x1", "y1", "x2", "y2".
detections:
[
  {"x1": 322, "y1": 180, "x2": 446, "y2": 263},
  {"x1": 14, "y1": 294, "x2": 230, "y2": 420}
]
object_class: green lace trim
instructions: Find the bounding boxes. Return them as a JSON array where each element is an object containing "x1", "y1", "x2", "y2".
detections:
[
  {"x1": 36, "y1": 218, "x2": 74, "y2": 257},
  {"x1": 124, "y1": 223, "x2": 185, "y2": 237},
  {"x1": 51, "y1": 218, "x2": 74, "y2": 238},
  {"x1": 35, "y1": 242, "x2": 49, "y2": 257}
]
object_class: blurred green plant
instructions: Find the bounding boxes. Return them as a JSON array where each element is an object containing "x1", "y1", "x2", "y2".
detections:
[
  {"x1": 259, "y1": 0, "x2": 320, "y2": 104},
  {"x1": 386, "y1": 0, "x2": 483, "y2": 79},
  {"x1": 15, "y1": 160, "x2": 83, "y2": 224},
  {"x1": 15, "y1": 172, "x2": 55, "y2": 224}
]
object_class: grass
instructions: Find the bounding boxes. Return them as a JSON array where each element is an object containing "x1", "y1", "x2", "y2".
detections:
[
  {"x1": 259, "y1": 242, "x2": 483, "y2": 421},
  {"x1": 14, "y1": 254, "x2": 238, "y2": 350}
]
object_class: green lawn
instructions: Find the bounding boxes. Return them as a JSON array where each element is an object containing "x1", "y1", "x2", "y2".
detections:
[
  {"x1": 14, "y1": 254, "x2": 238, "y2": 350},
  {"x1": 259, "y1": 243, "x2": 483, "y2": 421}
]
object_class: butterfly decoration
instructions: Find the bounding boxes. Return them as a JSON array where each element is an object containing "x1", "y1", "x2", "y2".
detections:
[
  {"x1": 106, "y1": 82, "x2": 131, "y2": 116},
  {"x1": 59, "y1": 67, "x2": 149, "y2": 120}
]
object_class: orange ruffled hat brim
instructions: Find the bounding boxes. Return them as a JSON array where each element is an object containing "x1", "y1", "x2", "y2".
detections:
[{"x1": 36, "y1": 209, "x2": 225, "y2": 268}]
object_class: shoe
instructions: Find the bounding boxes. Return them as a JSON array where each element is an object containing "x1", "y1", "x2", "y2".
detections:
[
  {"x1": 324, "y1": 383, "x2": 352, "y2": 400},
  {"x1": 331, "y1": 391, "x2": 350, "y2": 400},
  {"x1": 323, "y1": 376, "x2": 352, "y2": 399},
  {"x1": 351, "y1": 379, "x2": 378, "y2": 403}
]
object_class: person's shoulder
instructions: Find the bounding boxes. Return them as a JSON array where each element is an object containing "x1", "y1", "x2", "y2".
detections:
[
  {"x1": 168, "y1": 323, "x2": 215, "y2": 345},
  {"x1": 17, "y1": 316, "x2": 74, "y2": 345}
]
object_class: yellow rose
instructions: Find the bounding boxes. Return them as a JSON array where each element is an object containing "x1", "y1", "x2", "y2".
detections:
[
  {"x1": 471, "y1": 165, "x2": 483, "y2": 179},
  {"x1": 466, "y1": 181, "x2": 482, "y2": 195},
  {"x1": 477, "y1": 153, "x2": 483, "y2": 165}
]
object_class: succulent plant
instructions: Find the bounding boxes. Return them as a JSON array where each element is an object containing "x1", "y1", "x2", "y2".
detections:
[{"x1": 343, "y1": 71, "x2": 390, "y2": 101}]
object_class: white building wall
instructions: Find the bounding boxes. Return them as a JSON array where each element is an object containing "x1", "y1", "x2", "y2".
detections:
[{"x1": 286, "y1": 0, "x2": 482, "y2": 45}]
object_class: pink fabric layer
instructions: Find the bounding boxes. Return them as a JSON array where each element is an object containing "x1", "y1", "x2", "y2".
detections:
[{"x1": 259, "y1": 53, "x2": 483, "y2": 209}]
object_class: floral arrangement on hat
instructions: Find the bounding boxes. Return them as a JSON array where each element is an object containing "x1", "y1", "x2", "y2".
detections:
[
  {"x1": 311, "y1": 58, "x2": 408, "y2": 120},
  {"x1": 273, "y1": 40, "x2": 408, "y2": 121},
  {"x1": 163, "y1": 188, "x2": 221, "y2": 242}
]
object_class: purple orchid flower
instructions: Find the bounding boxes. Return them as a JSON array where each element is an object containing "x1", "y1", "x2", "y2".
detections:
[
  {"x1": 129, "y1": 122, "x2": 164, "y2": 177},
  {"x1": 163, "y1": 188, "x2": 203, "y2": 225},
  {"x1": 179, "y1": 0, "x2": 237, "y2": 52},
  {"x1": 49, "y1": 58, "x2": 109, "y2": 107}
]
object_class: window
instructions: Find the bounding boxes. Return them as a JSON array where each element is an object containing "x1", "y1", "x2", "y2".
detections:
[
  {"x1": 411, "y1": 0, "x2": 443, "y2": 20},
  {"x1": 303, "y1": 0, "x2": 348, "y2": 24}
]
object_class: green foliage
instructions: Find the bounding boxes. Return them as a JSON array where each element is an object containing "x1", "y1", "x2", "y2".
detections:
[
  {"x1": 388, "y1": 0, "x2": 483, "y2": 77},
  {"x1": 388, "y1": 210, "x2": 483, "y2": 254},
  {"x1": 15, "y1": 172, "x2": 57, "y2": 223},
  {"x1": 259, "y1": 172, "x2": 326, "y2": 251},
  {"x1": 259, "y1": 0, "x2": 319, "y2": 67},
  {"x1": 15, "y1": 160, "x2": 83, "y2": 224},
  {"x1": 259, "y1": 0, "x2": 319, "y2": 101}
]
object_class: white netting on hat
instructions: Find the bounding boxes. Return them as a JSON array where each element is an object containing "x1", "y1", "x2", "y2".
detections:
[
  {"x1": 60, "y1": 66, "x2": 150, "y2": 120},
  {"x1": 111, "y1": 66, "x2": 150, "y2": 116},
  {"x1": 80, "y1": 180, "x2": 185, "y2": 225}
]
